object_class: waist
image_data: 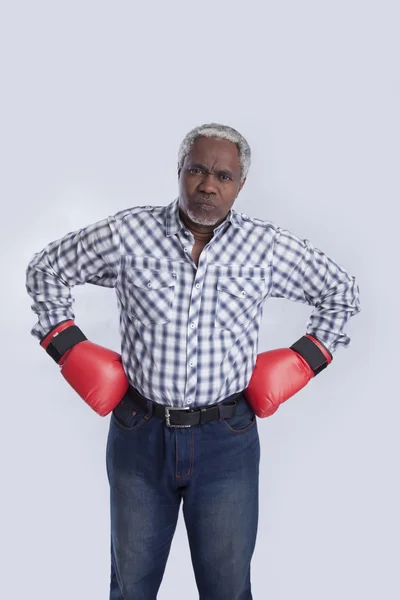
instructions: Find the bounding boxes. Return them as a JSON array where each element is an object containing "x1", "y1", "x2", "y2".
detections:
[{"x1": 122, "y1": 386, "x2": 245, "y2": 427}]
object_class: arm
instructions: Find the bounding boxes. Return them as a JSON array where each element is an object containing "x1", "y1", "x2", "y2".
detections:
[
  {"x1": 26, "y1": 215, "x2": 129, "y2": 416},
  {"x1": 245, "y1": 226, "x2": 361, "y2": 418},
  {"x1": 269, "y1": 227, "x2": 361, "y2": 354},
  {"x1": 26, "y1": 216, "x2": 121, "y2": 340}
]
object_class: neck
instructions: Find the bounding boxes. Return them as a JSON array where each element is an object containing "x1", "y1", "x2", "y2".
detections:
[{"x1": 179, "y1": 209, "x2": 215, "y2": 240}]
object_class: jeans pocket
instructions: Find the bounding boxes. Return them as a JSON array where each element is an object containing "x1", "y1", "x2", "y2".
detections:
[
  {"x1": 221, "y1": 397, "x2": 257, "y2": 434},
  {"x1": 112, "y1": 397, "x2": 152, "y2": 432}
]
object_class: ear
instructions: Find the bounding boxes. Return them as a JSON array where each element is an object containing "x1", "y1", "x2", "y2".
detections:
[{"x1": 239, "y1": 177, "x2": 246, "y2": 191}]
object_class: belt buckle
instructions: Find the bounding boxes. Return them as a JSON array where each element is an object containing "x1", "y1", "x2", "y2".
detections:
[{"x1": 165, "y1": 406, "x2": 191, "y2": 428}]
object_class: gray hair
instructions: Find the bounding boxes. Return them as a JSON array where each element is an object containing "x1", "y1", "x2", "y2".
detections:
[{"x1": 177, "y1": 123, "x2": 251, "y2": 183}]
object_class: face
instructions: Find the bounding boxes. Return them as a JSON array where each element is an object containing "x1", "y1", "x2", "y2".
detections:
[{"x1": 178, "y1": 136, "x2": 246, "y2": 228}]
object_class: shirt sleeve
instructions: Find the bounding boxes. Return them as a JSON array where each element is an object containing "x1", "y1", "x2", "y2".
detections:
[
  {"x1": 269, "y1": 226, "x2": 361, "y2": 354},
  {"x1": 25, "y1": 215, "x2": 121, "y2": 340}
]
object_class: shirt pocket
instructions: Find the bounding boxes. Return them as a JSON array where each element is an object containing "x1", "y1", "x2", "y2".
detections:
[
  {"x1": 123, "y1": 266, "x2": 177, "y2": 326},
  {"x1": 215, "y1": 276, "x2": 266, "y2": 334}
]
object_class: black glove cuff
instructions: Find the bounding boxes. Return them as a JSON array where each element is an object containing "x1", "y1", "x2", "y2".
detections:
[
  {"x1": 290, "y1": 336, "x2": 332, "y2": 376},
  {"x1": 45, "y1": 325, "x2": 87, "y2": 364}
]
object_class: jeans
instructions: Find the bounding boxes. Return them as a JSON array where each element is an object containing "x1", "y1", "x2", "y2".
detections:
[{"x1": 106, "y1": 390, "x2": 261, "y2": 600}]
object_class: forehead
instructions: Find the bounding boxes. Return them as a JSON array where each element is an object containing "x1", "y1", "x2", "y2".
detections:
[{"x1": 186, "y1": 136, "x2": 241, "y2": 169}]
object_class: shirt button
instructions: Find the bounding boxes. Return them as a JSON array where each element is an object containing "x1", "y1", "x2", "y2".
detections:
[
  {"x1": 184, "y1": 247, "x2": 189, "y2": 253},
  {"x1": 187, "y1": 400, "x2": 193, "y2": 404},
  {"x1": 195, "y1": 283, "x2": 200, "y2": 289},
  {"x1": 190, "y1": 322, "x2": 195, "y2": 329},
  {"x1": 147, "y1": 282, "x2": 152, "y2": 287},
  {"x1": 189, "y1": 361, "x2": 194, "y2": 367},
  {"x1": 240, "y1": 290, "x2": 246, "y2": 296},
  {"x1": 242, "y1": 214, "x2": 249, "y2": 220},
  {"x1": 184, "y1": 231, "x2": 189, "y2": 236}
]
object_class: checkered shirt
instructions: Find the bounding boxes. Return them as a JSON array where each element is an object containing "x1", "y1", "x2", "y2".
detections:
[{"x1": 26, "y1": 197, "x2": 360, "y2": 407}]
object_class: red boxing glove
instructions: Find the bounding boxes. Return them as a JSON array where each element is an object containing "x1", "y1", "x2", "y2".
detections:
[
  {"x1": 244, "y1": 334, "x2": 332, "y2": 418},
  {"x1": 40, "y1": 320, "x2": 129, "y2": 416}
]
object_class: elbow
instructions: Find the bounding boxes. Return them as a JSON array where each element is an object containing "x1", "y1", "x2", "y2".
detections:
[
  {"x1": 350, "y1": 276, "x2": 361, "y2": 316},
  {"x1": 25, "y1": 251, "x2": 41, "y2": 296}
]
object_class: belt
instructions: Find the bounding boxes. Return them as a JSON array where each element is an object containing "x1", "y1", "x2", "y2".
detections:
[{"x1": 124, "y1": 386, "x2": 243, "y2": 428}]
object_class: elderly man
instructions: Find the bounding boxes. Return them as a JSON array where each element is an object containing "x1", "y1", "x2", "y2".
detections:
[{"x1": 26, "y1": 123, "x2": 360, "y2": 600}]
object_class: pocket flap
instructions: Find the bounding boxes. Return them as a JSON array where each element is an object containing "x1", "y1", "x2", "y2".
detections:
[
  {"x1": 217, "y1": 276, "x2": 265, "y2": 299},
  {"x1": 128, "y1": 268, "x2": 176, "y2": 290}
]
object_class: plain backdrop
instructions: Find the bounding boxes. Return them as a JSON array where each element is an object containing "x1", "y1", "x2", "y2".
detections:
[{"x1": 1, "y1": 1, "x2": 399, "y2": 599}]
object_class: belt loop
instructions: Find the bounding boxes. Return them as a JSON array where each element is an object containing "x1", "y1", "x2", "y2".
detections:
[
  {"x1": 145, "y1": 398, "x2": 154, "y2": 418},
  {"x1": 199, "y1": 407, "x2": 208, "y2": 425}
]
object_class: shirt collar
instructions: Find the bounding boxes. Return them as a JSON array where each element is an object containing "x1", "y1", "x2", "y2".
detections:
[{"x1": 164, "y1": 197, "x2": 243, "y2": 237}]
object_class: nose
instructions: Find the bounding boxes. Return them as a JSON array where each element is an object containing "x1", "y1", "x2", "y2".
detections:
[{"x1": 198, "y1": 172, "x2": 218, "y2": 194}]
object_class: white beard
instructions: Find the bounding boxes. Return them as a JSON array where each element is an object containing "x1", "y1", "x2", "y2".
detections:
[{"x1": 185, "y1": 206, "x2": 221, "y2": 227}]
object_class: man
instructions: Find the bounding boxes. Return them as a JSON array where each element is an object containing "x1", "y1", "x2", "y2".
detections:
[{"x1": 26, "y1": 123, "x2": 360, "y2": 600}]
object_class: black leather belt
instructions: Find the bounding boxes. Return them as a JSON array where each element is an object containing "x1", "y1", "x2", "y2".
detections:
[{"x1": 124, "y1": 386, "x2": 244, "y2": 428}]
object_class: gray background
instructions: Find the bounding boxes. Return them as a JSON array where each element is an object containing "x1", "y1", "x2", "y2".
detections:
[{"x1": 1, "y1": 1, "x2": 398, "y2": 598}]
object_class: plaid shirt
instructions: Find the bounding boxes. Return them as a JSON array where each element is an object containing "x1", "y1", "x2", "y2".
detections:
[{"x1": 26, "y1": 197, "x2": 360, "y2": 408}]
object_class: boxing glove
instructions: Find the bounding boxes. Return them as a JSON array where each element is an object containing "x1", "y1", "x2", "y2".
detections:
[
  {"x1": 244, "y1": 334, "x2": 332, "y2": 418},
  {"x1": 40, "y1": 320, "x2": 129, "y2": 416}
]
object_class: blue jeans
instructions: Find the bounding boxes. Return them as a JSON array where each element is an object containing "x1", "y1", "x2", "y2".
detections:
[{"x1": 106, "y1": 390, "x2": 261, "y2": 600}]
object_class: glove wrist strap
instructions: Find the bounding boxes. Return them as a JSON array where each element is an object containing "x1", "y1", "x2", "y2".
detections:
[
  {"x1": 290, "y1": 335, "x2": 332, "y2": 376},
  {"x1": 45, "y1": 325, "x2": 87, "y2": 364}
]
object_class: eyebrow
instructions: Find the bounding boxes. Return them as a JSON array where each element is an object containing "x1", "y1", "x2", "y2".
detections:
[{"x1": 189, "y1": 163, "x2": 235, "y2": 178}]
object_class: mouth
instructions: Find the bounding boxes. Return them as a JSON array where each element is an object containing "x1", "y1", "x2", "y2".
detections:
[
  {"x1": 195, "y1": 197, "x2": 216, "y2": 208},
  {"x1": 195, "y1": 203, "x2": 216, "y2": 213}
]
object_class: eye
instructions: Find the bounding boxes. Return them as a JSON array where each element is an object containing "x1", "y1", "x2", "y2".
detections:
[
  {"x1": 189, "y1": 167, "x2": 202, "y2": 175},
  {"x1": 220, "y1": 174, "x2": 231, "y2": 181}
]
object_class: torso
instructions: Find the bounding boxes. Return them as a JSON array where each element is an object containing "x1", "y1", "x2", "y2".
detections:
[{"x1": 191, "y1": 240, "x2": 209, "y2": 266}]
